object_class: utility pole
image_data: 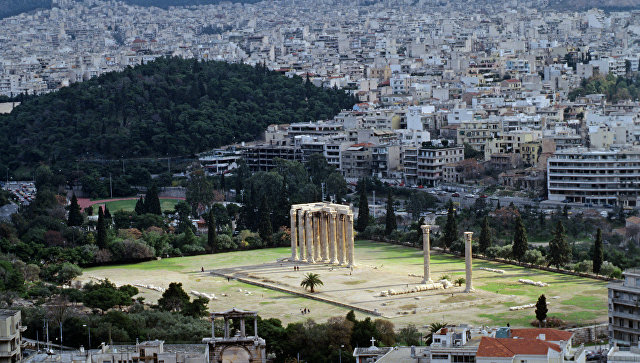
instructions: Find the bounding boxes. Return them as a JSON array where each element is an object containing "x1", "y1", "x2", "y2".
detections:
[
  {"x1": 321, "y1": 182, "x2": 325, "y2": 201},
  {"x1": 121, "y1": 157, "x2": 125, "y2": 174},
  {"x1": 109, "y1": 173, "x2": 113, "y2": 198}
]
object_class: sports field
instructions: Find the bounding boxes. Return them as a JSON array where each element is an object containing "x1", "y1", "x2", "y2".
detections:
[
  {"x1": 81, "y1": 240, "x2": 608, "y2": 328},
  {"x1": 89, "y1": 198, "x2": 182, "y2": 213}
]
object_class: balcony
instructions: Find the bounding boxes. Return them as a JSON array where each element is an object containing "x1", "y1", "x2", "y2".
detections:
[
  {"x1": 612, "y1": 298, "x2": 640, "y2": 307},
  {"x1": 611, "y1": 310, "x2": 640, "y2": 320}
]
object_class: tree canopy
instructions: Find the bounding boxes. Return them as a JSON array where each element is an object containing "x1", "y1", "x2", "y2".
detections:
[{"x1": 0, "y1": 58, "x2": 356, "y2": 170}]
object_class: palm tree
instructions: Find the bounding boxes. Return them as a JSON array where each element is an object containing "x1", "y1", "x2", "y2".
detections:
[
  {"x1": 454, "y1": 277, "x2": 466, "y2": 287},
  {"x1": 300, "y1": 273, "x2": 324, "y2": 293},
  {"x1": 425, "y1": 322, "x2": 448, "y2": 345}
]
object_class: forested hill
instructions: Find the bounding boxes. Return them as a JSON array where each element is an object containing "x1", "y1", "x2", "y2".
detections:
[
  {"x1": 0, "y1": 58, "x2": 356, "y2": 166},
  {"x1": 0, "y1": 0, "x2": 52, "y2": 20},
  {"x1": 120, "y1": 0, "x2": 261, "y2": 7}
]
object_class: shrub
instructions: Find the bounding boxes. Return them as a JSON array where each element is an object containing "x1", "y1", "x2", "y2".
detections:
[
  {"x1": 497, "y1": 244, "x2": 513, "y2": 259},
  {"x1": 485, "y1": 246, "x2": 501, "y2": 258},
  {"x1": 216, "y1": 235, "x2": 236, "y2": 250},
  {"x1": 572, "y1": 260, "x2": 593, "y2": 273},
  {"x1": 523, "y1": 250, "x2": 545, "y2": 265},
  {"x1": 181, "y1": 244, "x2": 206, "y2": 255},
  {"x1": 601, "y1": 261, "x2": 623, "y2": 278}
]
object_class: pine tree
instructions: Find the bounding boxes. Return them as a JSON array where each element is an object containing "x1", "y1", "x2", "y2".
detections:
[
  {"x1": 145, "y1": 185, "x2": 162, "y2": 215},
  {"x1": 356, "y1": 179, "x2": 370, "y2": 232},
  {"x1": 443, "y1": 201, "x2": 458, "y2": 251},
  {"x1": 535, "y1": 294, "x2": 548, "y2": 327},
  {"x1": 207, "y1": 209, "x2": 217, "y2": 253},
  {"x1": 97, "y1": 206, "x2": 107, "y2": 249},
  {"x1": 67, "y1": 194, "x2": 83, "y2": 227},
  {"x1": 512, "y1": 215, "x2": 528, "y2": 262},
  {"x1": 385, "y1": 190, "x2": 396, "y2": 235},
  {"x1": 548, "y1": 221, "x2": 571, "y2": 268},
  {"x1": 496, "y1": 199, "x2": 501, "y2": 210},
  {"x1": 593, "y1": 228, "x2": 603, "y2": 275},
  {"x1": 479, "y1": 216, "x2": 492, "y2": 253},
  {"x1": 258, "y1": 196, "x2": 273, "y2": 245},
  {"x1": 134, "y1": 196, "x2": 145, "y2": 215}
]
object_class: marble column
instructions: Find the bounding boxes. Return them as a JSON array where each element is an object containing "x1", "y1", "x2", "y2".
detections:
[
  {"x1": 337, "y1": 214, "x2": 345, "y2": 265},
  {"x1": 313, "y1": 212, "x2": 321, "y2": 262},
  {"x1": 320, "y1": 212, "x2": 329, "y2": 262},
  {"x1": 297, "y1": 209, "x2": 306, "y2": 262},
  {"x1": 464, "y1": 232, "x2": 474, "y2": 293},
  {"x1": 421, "y1": 225, "x2": 432, "y2": 284},
  {"x1": 346, "y1": 213, "x2": 355, "y2": 267},
  {"x1": 305, "y1": 211, "x2": 315, "y2": 263},
  {"x1": 290, "y1": 209, "x2": 298, "y2": 261},
  {"x1": 328, "y1": 210, "x2": 338, "y2": 264}
]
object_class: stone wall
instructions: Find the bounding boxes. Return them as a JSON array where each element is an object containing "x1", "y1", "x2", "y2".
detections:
[{"x1": 567, "y1": 324, "x2": 609, "y2": 345}]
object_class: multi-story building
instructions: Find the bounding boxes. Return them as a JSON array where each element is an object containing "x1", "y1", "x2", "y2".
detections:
[
  {"x1": 416, "y1": 144, "x2": 465, "y2": 187},
  {"x1": 241, "y1": 142, "x2": 302, "y2": 172},
  {"x1": 547, "y1": 148, "x2": 640, "y2": 206},
  {"x1": 456, "y1": 119, "x2": 502, "y2": 152},
  {"x1": 609, "y1": 269, "x2": 640, "y2": 346},
  {"x1": 341, "y1": 143, "x2": 374, "y2": 179},
  {"x1": 0, "y1": 310, "x2": 24, "y2": 363}
]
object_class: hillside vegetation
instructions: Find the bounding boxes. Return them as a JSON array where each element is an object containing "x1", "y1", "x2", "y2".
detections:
[
  {"x1": 0, "y1": 0, "x2": 51, "y2": 19},
  {"x1": 0, "y1": 57, "x2": 355, "y2": 168}
]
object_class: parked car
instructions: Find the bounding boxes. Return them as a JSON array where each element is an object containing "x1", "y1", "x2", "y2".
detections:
[{"x1": 451, "y1": 192, "x2": 460, "y2": 197}]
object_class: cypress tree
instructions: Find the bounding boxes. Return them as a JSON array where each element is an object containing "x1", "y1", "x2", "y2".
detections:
[
  {"x1": 593, "y1": 228, "x2": 603, "y2": 275},
  {"x1": 385, "y1": 190, "x2": 396, "y2": 235},
  {"x1": 496, "y1": 199, "x2": 501, "y2": 210},
  {"x1": 258, "y1": 196, "x2": 273, "y2": 245},
  {"x1": 207, "y1": 209, "x2": 217, "y2": 253},
  {"x1": 104, "y1": 206, "x2": 112, "y2": 227},
  {"x1": 535, "y1": 294, "x2": 548, "y2": 327},
  {"x1": 67, "y1": 194, "x2": 83, "y2": 227},
  {"x1": 97, "y1": 206, "x2": 107, "y2": 249},
  {"x1": 479, "y1": 216, "x2": 492, "y2": 253},
  {"x1": 220, "y1": 173, "x2": 226, "y2": 192},
  {"x1": 145, "y1": 185, "x2": 162, "y2": 215},
  {"x1": 443, "y1": 201, "x2": 458, "y2": 251},
  {"x1": 512, "y1": 215, "x2": 528, "y2": 262},
  {"x1": 548, "y1": 221, "x2": 571, "y2": 268},
  {"x1": 135, "y1": 196, "x2": 145, "y2": 215},
  {"x1": 276, "y1": 177, "x2": 290, "y2": 228},
  {"x1": 356, "y1": 179, "x2": 370, "y2": 232}
]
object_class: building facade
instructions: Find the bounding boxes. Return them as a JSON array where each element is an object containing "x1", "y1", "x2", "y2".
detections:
[
  {"x1": 609, "y1": 269, "x2": 640, "y2": 347},
  {"x1": 547, "y1": 148, "x2": 640, "y2": 207}
]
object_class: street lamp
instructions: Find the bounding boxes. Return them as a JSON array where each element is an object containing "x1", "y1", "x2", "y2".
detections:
[
  {"x1": 82, "y1": 324, "x2": 91, "y2": 349},
  {"x1": 339, "y1": 344, "x2": 344, "y2": 363}
]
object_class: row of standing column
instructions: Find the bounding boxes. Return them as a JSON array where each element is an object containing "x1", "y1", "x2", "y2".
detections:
[
  {"x1": 290, "y1": 209, "x2": 355, "y2": 267},
  {"x1": 420, "y1": 225, "x2": 474, "y2": 293}
]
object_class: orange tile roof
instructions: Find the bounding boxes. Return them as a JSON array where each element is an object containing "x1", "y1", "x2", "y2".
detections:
[
  {"x1": 510, "y1": 328, "x2": 573, "y2": 342},
  {"x1": 477, "y1": 337, "x2": 561, "y2": 358}
]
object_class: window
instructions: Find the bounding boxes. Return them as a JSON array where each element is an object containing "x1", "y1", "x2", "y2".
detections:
[
  {"x1": 432, "y1": 354, "x2": 449, "y2": 360},
  {"x1": 452, "y1": 356, "x2": 475, "y2": 363}
]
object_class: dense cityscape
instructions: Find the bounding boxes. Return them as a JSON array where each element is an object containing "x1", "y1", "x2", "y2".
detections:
[{"x1": 1, "y1": 0, "x2": 640, "y2": 362}]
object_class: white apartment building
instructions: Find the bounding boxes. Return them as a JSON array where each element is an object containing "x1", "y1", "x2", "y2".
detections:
[
  {"x1": 547, "y1": 148, "x2": 640, "y2": 207},
  {"x1": 608, "y1": 269, "x2": 640, "y2": 347},
  {"x1": 416, "y1": 145, "x2": 465, "y2": 187}
]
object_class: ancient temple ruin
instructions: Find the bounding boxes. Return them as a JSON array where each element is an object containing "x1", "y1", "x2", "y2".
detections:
[{"x1": 289, "y1": 203, "x2": 355, "y2": 267}]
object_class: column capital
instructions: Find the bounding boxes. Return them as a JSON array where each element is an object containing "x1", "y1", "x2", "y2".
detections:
[
  {"x1": 328, "y1": 210, "x2": 337, "y2": 216},
  {"x1": 464, "y1": 231, "x2": 473, "y2": 241},
  {"x1": 290, "y1": 209, "x2": 297, "y2": 217},
  {"x1": 420, "y1": 225, "x2": 431, "y2": 233}
]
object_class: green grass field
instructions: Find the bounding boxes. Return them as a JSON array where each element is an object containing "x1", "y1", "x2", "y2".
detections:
[
  {"x1": 82, "y1": 240, "x2": 609, "y2": 327},
  {"x1": 92, "y1": 198, "x2": 181, "y2": 212}
]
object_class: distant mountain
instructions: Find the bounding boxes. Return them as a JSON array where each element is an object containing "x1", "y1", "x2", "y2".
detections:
[
  {"x1": 0, "y1": 57, "x2": 356, "y2": 168},
  {"x1": 0, "y1": 0, "x2": 51, "y2": 20}
]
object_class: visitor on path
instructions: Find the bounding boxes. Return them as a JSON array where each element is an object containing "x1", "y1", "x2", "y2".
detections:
[{"x1": 201, "y1": 267, "x2": 204, "y2": 272}]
